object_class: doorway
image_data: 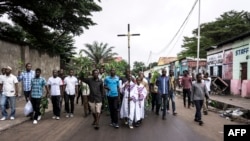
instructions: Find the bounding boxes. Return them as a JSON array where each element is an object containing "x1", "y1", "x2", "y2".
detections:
[{"x1": 240, "y1": 62, "x2": 247, "y2": 81}]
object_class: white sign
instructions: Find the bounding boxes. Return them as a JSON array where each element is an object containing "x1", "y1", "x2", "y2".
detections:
[{"x1": 207, "y1": 52, "x2": 223, "y2": 66}]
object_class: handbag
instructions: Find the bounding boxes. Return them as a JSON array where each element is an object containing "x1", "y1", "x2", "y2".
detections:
[{"x1": 24, "y1": 100, "x2": 33, "y2": 116}]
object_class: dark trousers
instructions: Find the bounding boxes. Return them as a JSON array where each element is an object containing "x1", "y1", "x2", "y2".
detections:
[
  {"x1": 64, "y1": 94, "x2": 75, "y2": 114},
  {"x1": 183, "y1": 89, "x2": 191, "y2": 107},
  {"x1": 155, "y1": 94, "x2": 168, "y2": 117},
  {"x1": 31, "y1": 98, "x2": 41, "y2": 120},
  {"x1": 151, "y1": 93, "x2": 157, "y2": 111},
  {"x1": 76, "y1": 91, "x2": 83, "y2": 104},
  {"x1": 161, "y1": 94, "x2": 168, "y2": 117},
  {"x1": 194, "y1": 100, "x2": 203, "y2": 121},
  {"x1": 167, "y1": 90, "x2": 176, "y2": 112},
  {"x1": 51, "y1": 96, "x2": 61, "y2": 117},
  {"x1": 24, "y1": 91, "x2": 31, "y2": 102},
  {"x1": 107, "y1": 96, "x2": 119, "y2": 124}
]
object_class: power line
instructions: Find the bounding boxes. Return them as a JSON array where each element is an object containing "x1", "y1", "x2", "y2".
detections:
[{"x1": 148, "y1": 0, "x2": 199, "y2": 60}]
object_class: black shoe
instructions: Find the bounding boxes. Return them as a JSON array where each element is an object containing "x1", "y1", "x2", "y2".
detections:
[
  {"x1": 94, "y1": 124, "x2": 99, "y2": 130},
  {"x1": 194, "y1": 119, "x2": 200, "y2": 122},
  {"x1": 156, "y1": 112, "x2": 159, "y2": 115},
  {"x1": 173, "y1": 112, "x2": 177, "y2": 116},
  {"x1": 199, "y1": 121, "x2": 204, "y2": 126},
  {"x1": 203, "y1": 111, "x2": 208, "y2": 115},
  {"x1": 114, "y1": 123, "x2": 119, "y2": 128},
  {"x1": 162, "y1": 116, "x2": 166, "y2": 120}
]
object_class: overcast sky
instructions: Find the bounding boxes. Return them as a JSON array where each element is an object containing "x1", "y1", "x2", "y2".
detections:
[{"x1": 74, "y1": 0, "x2": 250, "y2": 66}]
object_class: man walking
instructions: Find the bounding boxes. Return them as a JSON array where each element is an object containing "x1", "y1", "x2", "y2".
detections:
[
  {"x1": 167, "y1": 70, "x2": 177, "y2": 115},
  {"x1": 191, "y1": 73, "x2": 209, "y2": 125},
  {"x1": 181, "y1": 70, "x2": 192, "y2": 108},
  {"x1": 0, "y1": 66, "x2": 18, "y2": 120},
  {"x1": 47, "y1": 70, "x2": 63, "y2": 120},
  {"x1": 104, "y1": 68, "x2": 120, "y2": 128},
  {"x1": 17, "y1": 63, "x2": 35, "y2": 102},
  {"x1": 82, "y1": 69, "x2": 104, "y2": 130},
  {"x1": 156, "y1": 69, "x2": 170, "y2": 120},
  {"x1": 63, "y1": 69, "x2": 78, "y2": 118},
  {"x1": 202, "y1": 72, "x2": 211, "y2": 115},
  {"x1": 30, "y1": 68, "x2": 49, "y2": 124}
]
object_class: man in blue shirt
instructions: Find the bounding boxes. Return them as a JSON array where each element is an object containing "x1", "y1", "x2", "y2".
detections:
[
  {"x1": 156, "y1": 69, "x2": 170, "y2": 120},
  {"x1": 17, "y1": 63, "x2": 35, "y2": 102},
  {"x1": 104, "y1": 68, "x2": 120, "y2": 128}
]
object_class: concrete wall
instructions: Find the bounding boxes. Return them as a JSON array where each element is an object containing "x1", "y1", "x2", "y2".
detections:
[{"x1": 0, "y1": 39, "x2": 60, "y2": 81}]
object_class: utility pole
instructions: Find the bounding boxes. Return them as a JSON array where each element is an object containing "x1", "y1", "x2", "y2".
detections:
[
  {"x1": 196, "y1": 0, "x2": 201, "y2": 74},
  {"x1": 117, "y1": 24, "x2": 140, "y2": 71},
  {"x1": 117, "y1": 24, "x2": 140, "y2": 117}
]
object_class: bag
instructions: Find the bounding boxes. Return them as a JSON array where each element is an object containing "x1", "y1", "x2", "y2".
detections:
[{"x1": 24, "y1": 101, "x2": 33, "y2": 116}]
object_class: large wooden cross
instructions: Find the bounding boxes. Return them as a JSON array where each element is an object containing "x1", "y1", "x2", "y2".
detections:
[{"x1": 117, "y1": 24, "x2": 140, "y2": 117}]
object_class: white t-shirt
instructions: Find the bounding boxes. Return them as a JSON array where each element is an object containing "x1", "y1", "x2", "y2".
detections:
[
  {"x1": 0, "y1": 74, "x2": 5, "y2": 84},
  {"x1": 204, "y1": 77, "x2": 211, "y2": 92},
  {"x1": 47, "y1": 77, "x2": 63, "y2": 96},
  {"x1": 1, "y1": 74, "x2": 18, "y2": 97},
  {"x1": 64, "y1": 76, "x2": 78, "y2": 95}
]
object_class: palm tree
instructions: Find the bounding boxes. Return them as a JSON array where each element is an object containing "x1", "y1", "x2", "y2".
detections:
[{"x1": 80, "y1": 41, "x2": 118, "y2": 66}]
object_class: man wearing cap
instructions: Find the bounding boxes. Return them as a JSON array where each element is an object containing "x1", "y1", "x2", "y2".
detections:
[
  {"x1": 0, "y1": 66, "x2": 19, "y2": 120},
  {"x1": 0, "y1": 67, "x2": 9, "y2": 110}
]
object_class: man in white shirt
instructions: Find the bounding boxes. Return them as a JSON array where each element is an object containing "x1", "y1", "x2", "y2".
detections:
[
  {"x1": 202, "y1": 72, "x2": 211, "y2": 115},
  {"x1": 63, "y1": 69, "x2": 78, "y2": 118},
  {"x1": 0, "y1": 66, "x2": 18, "y2": 120},
  {"x1": 48, "y1": 70, "x2": 63, "y2": 120}
]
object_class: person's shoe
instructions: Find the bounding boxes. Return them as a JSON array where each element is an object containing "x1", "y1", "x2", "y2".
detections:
[
  {"x1": 33, "y1": 120, "x2": 38, "y2": 124},
  {"x1": 37, "y1": 115, "x2": 41, "y2": 121},
  {"x1": 94, "y1": 124, "x2": 100, "y2": 130},
  {"x1": 199, "y1": 121, "x2": 204, "y2": 126},
  {"x1": 203, "y1": 111, "x2": 208, "y2": 115},
  {"x1": 0, "y1": 117, "x2": 6, "y2": 121},
  {"x1": 52, "y1": 116, "x2": 56, "y2": 119},
  {"x1": 173, "y1": 112, "x2": 177, "y2": 116},
  {"x1": 56, "y1": 117, "x2": 60, "y2": 120},
  {"x1": 66, "y1": 114, "x2": 70, "y2": 118},
  {"x1": 114, "y1": 123, "x2": 119, "y2": 128},
  {"x1": 10, "y1": 116, "x2": 15, "y2": 120},
  {"x1": 70, "y1": 114, "x2": 74, "y2": 118},
  {"x1": 129, "y1": 125, "x2": 134, "y2": 129},
  {"x1": 109, "y1": 123, "x2": 114, "y2": 127},
  {"x1": 194, "y1": 119, "x2": 200, "y2": 122},
  {"x1": 162, "y1": 116, "x2": 166, "y2": 120},
  {"x1": 155, "y1": 112, "x2": 159, "y2": 115}
]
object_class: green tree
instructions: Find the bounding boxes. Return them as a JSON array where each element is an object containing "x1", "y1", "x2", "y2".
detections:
[
  {"x1": 132, "y1": 61, "x2": 146, "y2": 76},
  {"x1": 0, "y1": 0, "x2": 102, "y2": 67},
  {"x1": 67, "y1": 52, "x2": 93, "y2": 77},
  {"x1": 178, "y1": 10, "x2": 250, "y2": 59},
  {"x1": 104, "y1": 60, "x2": 129, "y2": 77},
  {"x1": 80, "y1": 41, "x2": 118, "y2": 66},
  {"x1": 146, "y1": 62, "x2": 158, "y2": 70}
]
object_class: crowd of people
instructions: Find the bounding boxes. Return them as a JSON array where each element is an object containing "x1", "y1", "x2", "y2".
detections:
[{"x1": 0, "y1": 62, "x2": 211, "y2": 130}]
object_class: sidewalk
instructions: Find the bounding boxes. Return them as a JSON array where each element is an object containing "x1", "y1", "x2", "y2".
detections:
[
  {"x1": 176, "y1": 87, "x2": 250, "y2": 111},
  {"x1": 0, "y1": 97, "x2": 52, "y2": 132}
]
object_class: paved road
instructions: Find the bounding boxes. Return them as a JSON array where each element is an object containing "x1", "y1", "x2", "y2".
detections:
[{"x1": 0, "y1": 95, "x2": 243, "y2": 141}]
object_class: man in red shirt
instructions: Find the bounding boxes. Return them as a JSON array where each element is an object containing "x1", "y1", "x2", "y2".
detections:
[{"x1": 181, "y1": 70, "x2": 192, "y2": 108}]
